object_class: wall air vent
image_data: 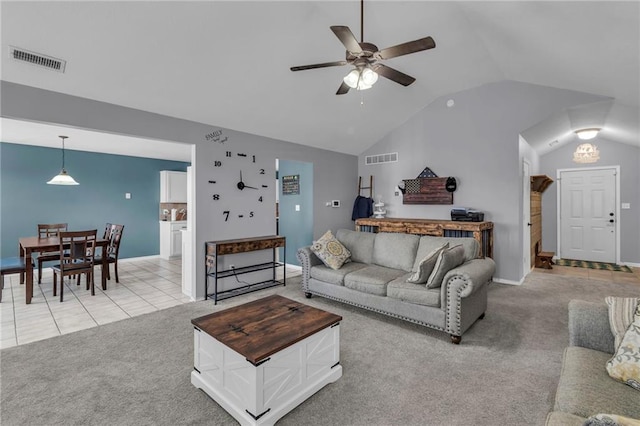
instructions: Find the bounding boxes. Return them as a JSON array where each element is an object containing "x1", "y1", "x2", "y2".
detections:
[
  {"x1": 365, "y1": 152, "x2": 398, "y2": 165},
  {"x1": 9, "y1": 46, "x2": 66, "y2": 72}
]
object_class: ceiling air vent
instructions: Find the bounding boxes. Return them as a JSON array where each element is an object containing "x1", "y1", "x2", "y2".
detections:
[
  {"x1": 365, "y1": 152, "x2": 398, "y2": 165},
  {"x1": 9, "y1": 46, "x2": 66, "y2": 72}
]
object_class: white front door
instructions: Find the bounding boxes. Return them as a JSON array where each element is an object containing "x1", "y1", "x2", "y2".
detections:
[{"x1": 559, "y1": 168, "x2": 617, "y2": 262}]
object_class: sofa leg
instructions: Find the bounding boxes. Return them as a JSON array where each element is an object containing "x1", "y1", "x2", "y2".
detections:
[
  {"x1": 479, "y1": 312, "x2": 486, "y2": 320},
  {"x1": 305, "y1": 292, "x2": 312, "y2": 299},
  {"x1": 450, "y1": 335, "x2": 461, "y2": 344}
]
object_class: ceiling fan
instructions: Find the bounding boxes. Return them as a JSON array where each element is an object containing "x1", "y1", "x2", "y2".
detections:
[{"x1": 290, "y1": 0, "x2": 436, "y2": 95}]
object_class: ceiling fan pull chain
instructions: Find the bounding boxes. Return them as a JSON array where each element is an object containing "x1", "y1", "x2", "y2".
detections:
[{"x1": 361, "y1": 0, "x2": 364, "y2": 43}]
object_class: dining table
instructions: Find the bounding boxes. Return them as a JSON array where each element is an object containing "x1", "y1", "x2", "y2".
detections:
[{"x1": 19, "y1": 236, "x2": 109, "y2": 304}]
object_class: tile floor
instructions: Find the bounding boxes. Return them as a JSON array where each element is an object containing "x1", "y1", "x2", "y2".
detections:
[{"x1": 0, "y1": 257, "x2": 299, "y2": 349}]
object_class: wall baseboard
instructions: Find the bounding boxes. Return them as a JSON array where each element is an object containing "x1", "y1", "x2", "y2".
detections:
[
  {"x1": 120, "y1": 255, "x2": 161, "y2": 263},
  {"x1": 493, "y1": 277, "x2": 525, "y2": 286},
  {"x1": 285, "y1": 263, "x2": 302, "y2": 271},
  {"x1": 623, "y1": 262, "x2": 640, "y2": 268}
]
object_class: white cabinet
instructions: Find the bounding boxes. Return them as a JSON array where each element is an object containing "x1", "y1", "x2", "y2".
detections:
[
  {"x1": 160, "y1": 221, "x2": 187, "y2": 259},
  {"x1": 160, "y1": 171, "x2": 187, "y2": 203}
]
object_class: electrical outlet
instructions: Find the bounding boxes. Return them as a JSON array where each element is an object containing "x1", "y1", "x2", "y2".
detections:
[{"x1": 230, "y1": 264, "x2": 235, "y2": 269}]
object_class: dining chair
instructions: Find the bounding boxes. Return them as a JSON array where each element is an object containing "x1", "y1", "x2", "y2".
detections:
[
  {"x1": 36, "y1": 223, "x2": 68, "y2": 284},
  {"x1": 52, "y1": 229, "x2": 97, "y2": 302},
  {"x1": 95, "y1": 224, "x2": 124, "y2": 283},
  {"x1": 102, "y1": 222, "x2": 113, "y2": 240}
]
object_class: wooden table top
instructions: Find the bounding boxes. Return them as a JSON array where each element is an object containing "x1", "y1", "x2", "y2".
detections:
[
  {"x1": 192, "y1": 295, "x2": 342, "y2": 365},
  {"x1": 19, "y1": 236, "x2": 107, "y2": 250}
]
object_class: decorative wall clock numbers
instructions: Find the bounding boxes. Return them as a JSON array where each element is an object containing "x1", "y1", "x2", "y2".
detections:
[{"x1": 209, "y1": 150, "x2": 270, "y2": 222}]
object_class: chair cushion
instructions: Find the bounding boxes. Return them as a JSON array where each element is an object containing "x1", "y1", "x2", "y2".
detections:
[
  {"x1": 372, "y1": 233, "x2": 420, "y2": 272},
  {"x1": 311, "y1": 230, "x2": 351, "y2": 270},
  {"x1": 387, "y1": 276, "x2": 441, "y2": 307},
  {"x1": 407, "y1": 243, "x2": 448, "y2": 284},
  {"x1": 344, "y1": 265, "x2": 406, "y2": 296},
  {"x1": 0, "y1": 257, "x2": 26, "y2": 274},
  {"x1": 426, "y1": 244, "x2": 466, "y2": 289},
  {"x1": 310, "y1": 262, "x2": 367, "y2": 286}
]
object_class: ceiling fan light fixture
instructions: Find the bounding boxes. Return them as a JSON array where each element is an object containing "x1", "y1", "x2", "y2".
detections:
[
  {"x1": 343, "y1": 69, "x2": 361, "y2": 89},
  {"x1": 575, "y1": 128, "x2": 600, "y2": 140},
  {"x1": 361, "y1": 67, "x2": 378, "y2": 85}
]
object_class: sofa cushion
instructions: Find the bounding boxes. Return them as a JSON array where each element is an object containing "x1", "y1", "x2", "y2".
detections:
[
  {"x1": 606, "y1": 306, "x2": 640, "y2": 392},
  {"x1": 407, "y1": 243, "x2": 448, "y2": 284},
  {"x1": 372, "y1": 232, "x2": 420, "y2": 272},
  {"x1": 336, "y1": 229, "x2": 375, "y2": 264},
  {"x1": 387, "y1": 276, "x2": 441, "y2": 307},
  {"x1": 605, "y1": 297, "x2": 639, "y2": 349},
  {"x1": 310, "y1": 262, "x2": 367, "y2": 286},
  {"x1": 311, "y1": 230, "x2": 351, "y2": 270},
  {"x1": 426, "y1": 244, "x2": 466, "y2": 289},
  {"x1": 413, "y1": 236, "x2": 478, "y2": 271},
  {"x1": 554, "y1": 347, "x2": 640, "y2": 419},
  {"x1": 344, "y1": 265, "x2": 406, "y2": 296}
]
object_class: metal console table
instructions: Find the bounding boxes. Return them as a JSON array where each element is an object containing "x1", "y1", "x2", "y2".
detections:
[{"x1": 205, "y1": 235, "x2": 286, "y2": 304}]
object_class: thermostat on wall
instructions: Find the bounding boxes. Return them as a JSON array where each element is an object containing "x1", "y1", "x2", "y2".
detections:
[{"x1": 332, "y1": 200, "x2": 340, "y2": 208}]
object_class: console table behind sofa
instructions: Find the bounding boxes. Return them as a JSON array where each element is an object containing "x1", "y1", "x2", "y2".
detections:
[{"x1": 355, "y1": 218, "x2": 493, "y2": 259}]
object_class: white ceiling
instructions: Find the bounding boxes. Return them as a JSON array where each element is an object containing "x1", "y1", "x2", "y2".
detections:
[{"x1": 1, "y1": 1, "x2": 639, "y2": 158}]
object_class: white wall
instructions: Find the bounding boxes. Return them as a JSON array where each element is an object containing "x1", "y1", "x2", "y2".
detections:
[{"x1": 359, "y1": 80, "x2": 607, "y2": 283}]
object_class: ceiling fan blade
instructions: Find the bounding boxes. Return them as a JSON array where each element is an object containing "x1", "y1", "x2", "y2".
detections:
[
  {"x1": 336, "y1": 81, "x2": 350, "y2": 95},
  {"x1": 290, "y1": 61, "x2": 348, "y2": 72},
  {"x1": 377, "y1": 36, "x2": 436, "y2": 60},
  {"x1": 373, "y1": 64, "x2": 416, "y2": 86},
  {"x1": 330, "y1": 26, "x2": 363, "y2": 54}
]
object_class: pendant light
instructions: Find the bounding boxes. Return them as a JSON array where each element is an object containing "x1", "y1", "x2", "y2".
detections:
[{"x1": 47, "y1": 135, "x2": 79, "y2": 185}]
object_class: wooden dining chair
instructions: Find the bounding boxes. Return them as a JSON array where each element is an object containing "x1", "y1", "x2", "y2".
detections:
[
  {"x1": 96, "y1": 224, "x2": 124, "y2": 283},
  {"x1": 36, "y1": 223, "x2": 68, "y2": 284},
  {"x1": 52, "y1": 230, "x2": 97, "y2": 302}
]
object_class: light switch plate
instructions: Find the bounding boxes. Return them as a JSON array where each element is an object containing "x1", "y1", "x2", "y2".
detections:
[
  {"x1": 621, "y1": 202, "x2": 631, "y2": 209},
  {"x1": 295, "y1": 205, "x2": 300, "y2": 211},
  {"x1": 125, "y1": 193, "x2": 131, "y2": 199}
]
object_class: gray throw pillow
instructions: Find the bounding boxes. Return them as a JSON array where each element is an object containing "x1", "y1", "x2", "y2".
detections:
[
  {"x1": 605, "y1": 296, "x2": 639, "y2": 350},
  {"x1": 425, "y1": 244, "x2": 466, "y2": 289},
  {"x1": 407, "y1": 243, "x2": 449, "y2": 284}
]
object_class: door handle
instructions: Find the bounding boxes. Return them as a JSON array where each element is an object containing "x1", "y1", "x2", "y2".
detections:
[
  {"x1": 609, "y1": 219, "x2": 614, "y2": 223},
  {"x1": 609, "y1": 212, "x2": 614, "y2": 216},
  {"x1": 527, "y1": 223, "x2": 532, "y2": 226}
]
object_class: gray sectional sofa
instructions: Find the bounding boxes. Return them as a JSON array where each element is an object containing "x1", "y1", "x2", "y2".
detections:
[
  {"x1": 296, "y1": 229, "x2": 496, "y2": 343},
  {"x1": 546, "y1": 300, "x2": 640, "y2": 425}
]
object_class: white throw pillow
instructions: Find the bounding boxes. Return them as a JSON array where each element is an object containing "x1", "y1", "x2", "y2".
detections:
[{"x1": 407, "y1": 243, "x2": 449, "y2": 284}]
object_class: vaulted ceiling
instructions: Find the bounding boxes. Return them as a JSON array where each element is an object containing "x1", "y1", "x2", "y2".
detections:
[{"x1": 1, "y1": 1, "x2": 638, "y2": 157}]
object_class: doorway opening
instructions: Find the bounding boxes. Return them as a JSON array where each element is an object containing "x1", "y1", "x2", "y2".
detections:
[{"x1": 276, "y1": 159, "x2": 313, "y2": 267}]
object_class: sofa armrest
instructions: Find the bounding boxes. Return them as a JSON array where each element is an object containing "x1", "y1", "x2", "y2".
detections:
[
  {"x1": 441, "y1": 258, "x2": 496, "y2": 300},
  {"x1": 568, "y1": 299, "x2": 614, "y2": 354},
  {"x1": 296, "y1": 246, "x2": 323, "y2": 292}
]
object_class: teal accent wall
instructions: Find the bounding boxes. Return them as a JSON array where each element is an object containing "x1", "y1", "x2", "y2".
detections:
[
  {"x1": 0, "y1": 142, "x2": 189, "y2": 259},
  {"x1": 278, "y1": 160, "x2": 313, "y2": 266}
]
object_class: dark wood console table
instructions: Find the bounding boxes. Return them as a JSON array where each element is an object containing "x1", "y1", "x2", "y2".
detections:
[
  {"x1": 205, "y1": 235, "x2": 286, "y2": 304},
  {"x1": 355, "y1": 218, "x2": 493, "y2": 259}
]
